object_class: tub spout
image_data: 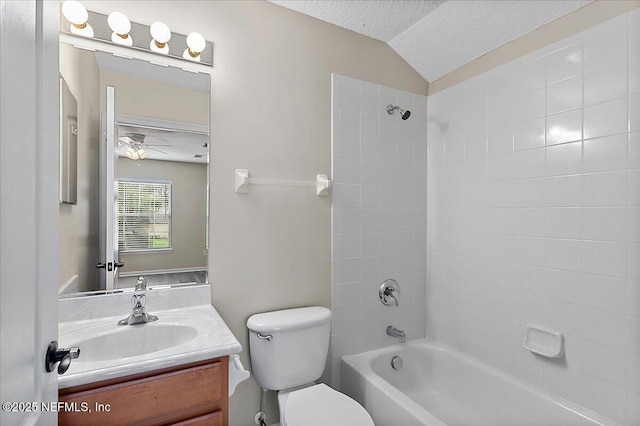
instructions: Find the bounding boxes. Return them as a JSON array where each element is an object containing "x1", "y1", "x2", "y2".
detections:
[{"x1": 387, "y1": 325, "x2": 406, "y2": 343}]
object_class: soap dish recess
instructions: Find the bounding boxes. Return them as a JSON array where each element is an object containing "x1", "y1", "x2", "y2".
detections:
[{"x1": 522, "y1": 324, "x2": 564, "y2": 358}]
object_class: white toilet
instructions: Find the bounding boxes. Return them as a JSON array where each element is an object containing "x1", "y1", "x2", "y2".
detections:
[{"x1": 247, "y1": 306, "x2": 374, "y2": 426}]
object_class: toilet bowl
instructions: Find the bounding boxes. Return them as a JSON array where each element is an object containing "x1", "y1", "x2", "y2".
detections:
[
  {"x1": 246, "y1": 306, "x2": 374, "y2": 426},
  {"x1": 278, "y1": 383, "x2": 374, "y2": 426}
]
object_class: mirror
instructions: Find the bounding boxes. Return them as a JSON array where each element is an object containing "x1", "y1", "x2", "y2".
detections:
[
  {"x1": 58, "y1": 40, "x2": 211, "y2": 297},
  {"x1": 60, "y1": 76, "x2": 78, "y2": 205}
]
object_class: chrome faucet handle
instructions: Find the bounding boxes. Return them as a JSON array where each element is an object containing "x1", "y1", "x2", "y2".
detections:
[
  {"x1": 379, "y1": 279, "x2": 400, "y2": 306},
  {"x1": 386, "y1": 289, "x2": 399, "y2": 306},
  {"x1": 131, "y1": 293, "x2": 145, "y2": 314}
]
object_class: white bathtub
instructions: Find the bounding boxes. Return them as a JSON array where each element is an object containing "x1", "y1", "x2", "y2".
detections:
[{"x1": 341, "y1": 338, "x2": 615, "y2": 426}]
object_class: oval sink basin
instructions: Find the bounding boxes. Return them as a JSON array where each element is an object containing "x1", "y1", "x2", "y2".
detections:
[{"x1": 67, "y1": 323, "x2": 198, "y2": 362}]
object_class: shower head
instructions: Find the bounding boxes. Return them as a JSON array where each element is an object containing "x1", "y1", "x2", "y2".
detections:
[{"x1": 386, "y1": 104, "x2": 411, "y2": 120}]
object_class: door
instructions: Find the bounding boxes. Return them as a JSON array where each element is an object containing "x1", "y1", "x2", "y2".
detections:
[
  {"x1": 0, "y1": 1, "x2": 59, "y2": 425},
  {"x1": 99, "y1": 86, "x2": 120, "y2": 291}
]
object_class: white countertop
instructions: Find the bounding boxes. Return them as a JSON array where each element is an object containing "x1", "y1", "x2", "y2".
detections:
[{"x1": 58, "y1": 304, "x2": 241, "y2": 389}]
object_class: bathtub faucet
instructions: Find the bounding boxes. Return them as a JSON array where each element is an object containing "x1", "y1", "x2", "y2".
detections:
[{"x1": 387, "y1": 326, "x2": 406, "y2": 343}]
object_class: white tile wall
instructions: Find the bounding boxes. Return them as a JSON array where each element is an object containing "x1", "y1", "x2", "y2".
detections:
[
  {"x1": 427, "y1": 10, "x2": 640, "y2": 426},
  {"x1": 331, "y1": 75, "x2": 427, "y2": 388}
]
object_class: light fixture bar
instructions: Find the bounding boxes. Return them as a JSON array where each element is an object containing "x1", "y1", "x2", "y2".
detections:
[
  {"x1": 60, "y1": 33, "x2": 211, "y2": 74},
  {"x1": 60, "y1": 8, "x2": 213, "y2": 67}
]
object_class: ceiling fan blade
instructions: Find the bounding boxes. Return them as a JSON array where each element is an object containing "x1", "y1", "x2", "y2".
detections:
[
  {"x1": 118, "y1": 136, "x2": 135, "y2": 144},
  {"x1": 145, "y1": 144, "x2": 173, "y2": 147},
  {"x1": 146, "y1": 147, "x2": 169, "y2": 154}
]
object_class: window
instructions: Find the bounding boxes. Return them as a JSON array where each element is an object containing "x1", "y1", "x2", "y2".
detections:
[{"x1": 117, "y1": 181, "x2": 171, "y2": 252}]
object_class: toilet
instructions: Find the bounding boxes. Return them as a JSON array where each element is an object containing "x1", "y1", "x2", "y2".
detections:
[{"x1": 247, "y1": 306, "x2": 374, "y2": 426}]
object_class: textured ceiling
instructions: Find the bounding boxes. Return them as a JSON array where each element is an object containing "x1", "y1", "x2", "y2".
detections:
[
  {"x1": 268, "y1": 0, "x2": 593, "y2": 82},
  {"x1": 269, "y1": 0, "x2": 445, "y2": 42}
]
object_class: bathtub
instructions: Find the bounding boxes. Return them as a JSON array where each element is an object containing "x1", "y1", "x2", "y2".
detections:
[{"x1": 341, "y1": 338, "x2": 615, "y2": 426}]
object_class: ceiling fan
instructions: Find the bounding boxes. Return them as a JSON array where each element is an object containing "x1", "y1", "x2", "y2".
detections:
[{"x1": 117, "y1": 132, "x2": 172, "y2": 160}]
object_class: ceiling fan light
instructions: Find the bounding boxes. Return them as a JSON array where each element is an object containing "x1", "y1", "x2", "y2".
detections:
[
  {"x1": 137, "y1": 148, "x2": 148, "y2": 159},
  {"x1": 124, "y1": 147, "x2": 139, "y2": 160}
]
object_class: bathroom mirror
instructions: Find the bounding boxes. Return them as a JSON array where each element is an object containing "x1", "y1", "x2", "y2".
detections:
[{"x1": 58, "y1": 40, "x2": 211, "y2": 297}]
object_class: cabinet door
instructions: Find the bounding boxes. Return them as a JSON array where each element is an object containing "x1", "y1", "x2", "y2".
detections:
[{"x1": 60, "y1": 361, "x2": 223, "y2": 425}]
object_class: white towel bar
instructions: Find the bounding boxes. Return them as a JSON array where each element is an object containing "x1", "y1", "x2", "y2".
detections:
[{"x1": 234, "y1": 168, "x2": 331, "y2": 196}]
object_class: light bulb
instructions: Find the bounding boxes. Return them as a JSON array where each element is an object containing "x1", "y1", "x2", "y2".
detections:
[
  {"x1": 62, "y1": 1, "x2": 87, "y2": 26},
  {"x1": 183, "y1": 32, "x2": 205, "y2": 61},
  {"x1": 108, "y1": 12, "x2": 132, "y2": 46},
  {"x1": 150, "y1": 22, "x2": 171, "y2": 54},
  {"x1": 124, "y1": 147, "x2": 139, "y2": 160},
  {"x1": 61, "y1": 1, "x2": 93, "y2": 38},
  {"x1": 137, "y1": 148, "x2": 148, "y2": 160}
]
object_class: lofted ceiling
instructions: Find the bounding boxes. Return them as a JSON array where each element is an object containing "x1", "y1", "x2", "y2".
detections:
[{"x1": 268, "y1": 0, "x2": 593, "y2": 82}]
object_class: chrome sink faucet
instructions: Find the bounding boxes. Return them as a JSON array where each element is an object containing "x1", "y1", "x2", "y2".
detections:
[
  {"x1": 387, "y1": 325, "x2": 406, "y2": 343},
  {"x1": 117, "y1": 290, "x2": 158, "y2": 326}
]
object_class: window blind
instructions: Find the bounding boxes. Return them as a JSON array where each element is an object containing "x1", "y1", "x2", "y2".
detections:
[{"x1": 117, "y1": 181, "x2": 171, "y2": 252}]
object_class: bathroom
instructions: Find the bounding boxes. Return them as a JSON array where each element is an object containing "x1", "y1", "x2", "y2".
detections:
[{"x1": 0, "y1": 0, "x2": 638, "y2": 425}]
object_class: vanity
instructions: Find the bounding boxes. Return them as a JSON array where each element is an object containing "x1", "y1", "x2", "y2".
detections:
[{"x1": 57, "y1": 286, "x2": 243, "y2": 426}]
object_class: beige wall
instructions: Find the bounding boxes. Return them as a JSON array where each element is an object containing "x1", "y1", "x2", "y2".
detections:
[
  {"x1": 429, "y1": 0, "x2": 640, "y2": 94},
  {"x1": 100, "y1": 71, "x2": 209, "y2": 125},
  {"x1": 85, "y1": 1, "x2": 428, "y2": 424},
  {"x1": 59, "y1": 43, "x2": 101, "y2": 293},
  {"x1": 116, "y1": 158, "x2": 207, "y2": 273}
]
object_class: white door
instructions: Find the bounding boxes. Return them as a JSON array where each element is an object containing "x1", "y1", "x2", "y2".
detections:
[{"x1": 0, "y1": 1, "x2": 59, "y2": 425}]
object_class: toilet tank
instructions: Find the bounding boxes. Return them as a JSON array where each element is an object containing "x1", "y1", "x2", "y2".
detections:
[{"x1": 247, "y1": 306, "x2": 331, "y2": 391}]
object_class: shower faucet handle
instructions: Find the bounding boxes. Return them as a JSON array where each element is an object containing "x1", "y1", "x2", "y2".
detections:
[{"x1": 379, "y1": 279, "x2": 400, "y2": 306}]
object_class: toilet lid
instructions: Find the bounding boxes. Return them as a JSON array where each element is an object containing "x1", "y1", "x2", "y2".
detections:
[{"x1": 283, "y1": 384, "x2": 374, "y2": 426}]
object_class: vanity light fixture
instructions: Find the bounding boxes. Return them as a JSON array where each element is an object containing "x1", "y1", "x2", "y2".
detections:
[
  {"x1": 183, "y1": 32, "x2": 206, "y2": 62},
  {"x1": 107, "y1": 12, "x2": 133, "y2": 46},
  {"x1": 61, "y1": 0, "x2": 94, "y2": 38},
  {"x1": 149, "y1": 22, "x2": 171, "y2": 54}
]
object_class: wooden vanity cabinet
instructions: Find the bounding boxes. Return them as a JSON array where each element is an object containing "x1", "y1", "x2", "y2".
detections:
[{"x1": 59, "y1": 356, "x2": 228, "y2": 426}]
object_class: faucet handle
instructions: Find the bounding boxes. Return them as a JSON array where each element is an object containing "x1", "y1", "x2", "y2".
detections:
[
  {"x1": 131, "y1": 293, "x2": 146, "y2": 310},
  {"x1": 379, "y1": 279, "x2": 400, "y2": 306},
  {"x1": 386, "y1": 289, "x2": 399, "y2": 306}
]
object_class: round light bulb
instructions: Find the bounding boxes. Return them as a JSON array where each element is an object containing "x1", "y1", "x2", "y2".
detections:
[
  {"x1": 61, "y1": 1, "x2": 88, "y2": 26},
  {"x1": 150, "y1": 22, "x2": 171, "y2": 54},
  {"x1": 186, "y1": 32, "x2": 205, "y2": 53},
  {"x1": 108, "y1": 12, "x2": 133, "y2": 46},
  {"x1": 62, "y1": 1, "x2": 93, "y2": 38},
  {"x1": 150, "y1": 22, "x2": 171, "y2": 43},
  {"x1": 183, "y1": 32, "x2": 205, "y2": 61}
]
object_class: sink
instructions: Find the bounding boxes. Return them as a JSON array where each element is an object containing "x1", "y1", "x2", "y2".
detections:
[
  {"x1": 67, "y1": 323, "x2": 198, "y2": 362},
  {"x1": 58, "y1": 305, "x2": 242, "y2": 389}
]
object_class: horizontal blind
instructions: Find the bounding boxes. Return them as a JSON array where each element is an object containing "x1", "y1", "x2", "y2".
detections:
[{"x1": 117, "y1": 181, "x2": 171, "y2": 252}]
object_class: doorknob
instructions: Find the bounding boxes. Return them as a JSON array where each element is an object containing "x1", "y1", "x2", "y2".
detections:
[{"x1": 45, "y1": 341, "x2": 80, "y2": 375}]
